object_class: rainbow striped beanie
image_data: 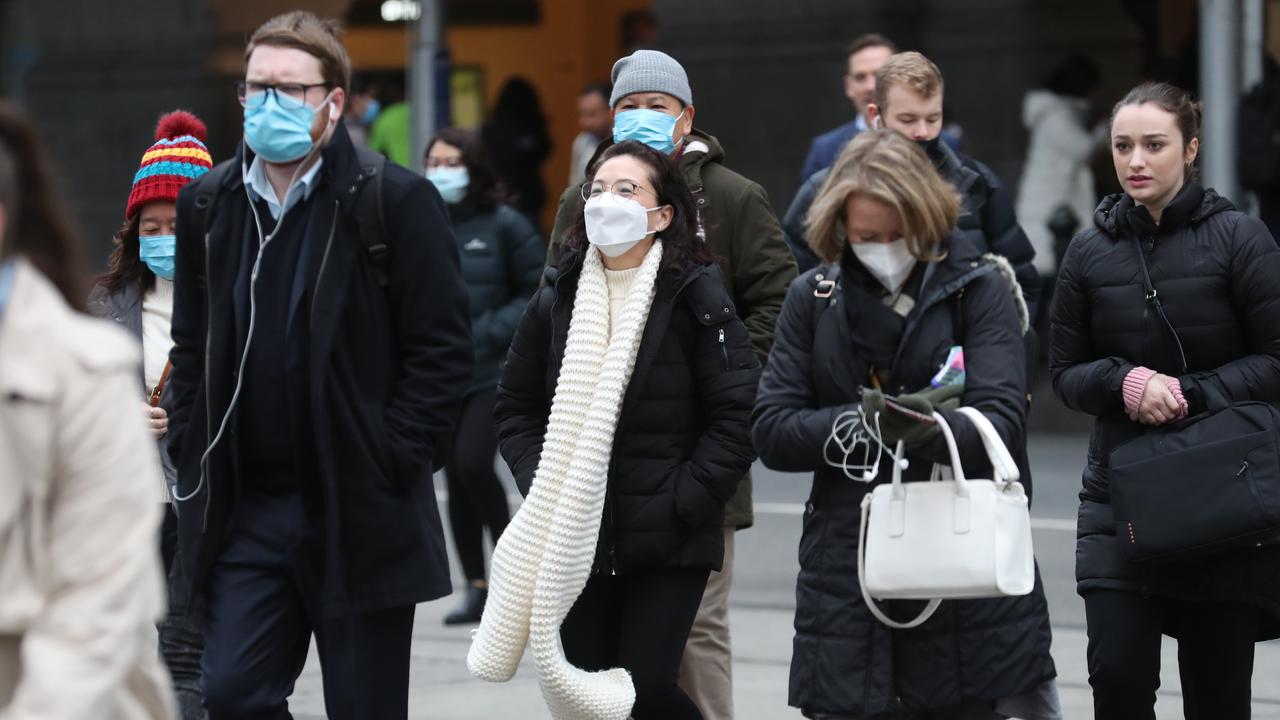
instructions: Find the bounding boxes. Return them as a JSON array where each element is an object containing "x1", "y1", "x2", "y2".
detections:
[{"x1": 125, "y1": 110, "x2": 213, "y2": 220}]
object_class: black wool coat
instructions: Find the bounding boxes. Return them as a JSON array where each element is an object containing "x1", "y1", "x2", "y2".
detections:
[
  {"x1": 753, "y1": 235, "x2": 1055, "y2": 717},
  {"x1": 1050, "y1": 183, "x2": 1280, "y2": 638},
  {"x1": 167, "y1": 124, "x2": 474, "y2": 615},
  {"x1": 495, "y1": 246, "x2": 761, "y2": 573}
]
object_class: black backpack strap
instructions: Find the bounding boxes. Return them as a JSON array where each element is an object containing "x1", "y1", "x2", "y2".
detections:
[
  {"x1": 351, "y1": 146, "x2": 390, "y2": 287},
  {"x1": 808, "y1": 263, "x2": 842, "y2": 339},
  {"x1": 191, "y1": 161, "x2": 237, "y2": 236}
]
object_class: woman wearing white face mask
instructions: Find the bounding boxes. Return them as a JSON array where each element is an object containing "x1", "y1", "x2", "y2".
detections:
[
  {"x1": 423, "y1": 127, "x2": 544, "y2": 627},
  {"x1": 468, "y1": 141, "x2": 760, "y2": 720},
  {"x1": 753, "y1": 129, "x2": 1060, "y2": 720}
]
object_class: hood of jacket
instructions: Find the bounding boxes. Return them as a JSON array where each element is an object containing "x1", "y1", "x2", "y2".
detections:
[
  {"x1": 1022, "y1": 89, "x2": 1089, "y2": 130},
  {"x1": 1092, "y1": 183, "x2": 1236, "y2": 239}
]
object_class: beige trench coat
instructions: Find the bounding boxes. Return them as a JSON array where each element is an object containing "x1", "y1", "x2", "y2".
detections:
[{"x1": 0, "y1": 259, "x2": 173, "y2": 720}]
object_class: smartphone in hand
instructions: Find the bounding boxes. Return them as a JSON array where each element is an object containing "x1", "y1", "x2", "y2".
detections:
[{"x1": 882, "y1": 395, "x2": 937, "y2": 425}]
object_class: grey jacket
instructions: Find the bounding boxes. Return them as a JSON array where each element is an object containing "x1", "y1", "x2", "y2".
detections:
[{"x1": 88, "y1": 280, "x2": 178, "y2": 499}]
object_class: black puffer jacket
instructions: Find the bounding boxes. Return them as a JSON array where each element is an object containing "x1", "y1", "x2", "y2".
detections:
[
  {"x1": 753, "y1": 235, "x2": 1055, "y2": 717},
  {"x1": 495, "y1": 247, "x2": 761, "y2": 572},
  {"x1": 1050, "y1": 183, "x2": 1280, "y2": 638},
  {"x1": 450, "y1": 202, "x2": 544, "y2": 393}
]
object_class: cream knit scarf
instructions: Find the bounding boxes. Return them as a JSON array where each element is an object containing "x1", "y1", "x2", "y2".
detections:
[{"x1": 467, "y1": 240, "x2": 664, "y2": 720}]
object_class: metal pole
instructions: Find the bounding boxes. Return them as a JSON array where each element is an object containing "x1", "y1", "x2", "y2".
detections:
[
  {"x1": 409, "y1": 0, "x2": 442, "y2": 170},
  {"x1": 1242, "y1": 0, "x2": 1265, "y2": 214},
  {"x1": 1200, "y1": 0, "x2": 1241, "y2": 202},
  {"x1": 1244, "y1": 0, "x2": 1265, "y2": 89}
]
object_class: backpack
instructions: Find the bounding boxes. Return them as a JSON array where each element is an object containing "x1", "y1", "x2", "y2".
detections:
[
  {"x1": 1237, "y1": 79, "x2": 1280, "y2": 191},
  {"x1": 190, "y1": 146, "x2": 392, "y2": 286}
]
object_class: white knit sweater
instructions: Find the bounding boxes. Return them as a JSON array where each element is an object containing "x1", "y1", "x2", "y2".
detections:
[
  {"x1": 604, "y1": 266, "x2": 639, "y2": 340},
  {"x1": 468, "y1": 242, "x2": 663, "y2": 719}
]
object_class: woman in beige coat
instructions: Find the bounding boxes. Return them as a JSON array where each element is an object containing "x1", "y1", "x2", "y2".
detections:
[{"x1": 0, "y1": 104, "x2": 174, "y2": 719}]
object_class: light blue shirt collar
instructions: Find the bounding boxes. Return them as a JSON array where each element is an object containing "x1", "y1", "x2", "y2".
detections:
[
  {"x1": 244, "y1": 155, "x2": 324, "y2": 220},
  {"x1": 855, "y1": 114, "x2": 869, "y2": 133}
]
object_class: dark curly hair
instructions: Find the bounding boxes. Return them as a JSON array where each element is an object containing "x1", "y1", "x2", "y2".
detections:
[
  {"x1": 0, "y1": 102, "x2": 86, "y2": 310},
  {"x1": 561, "y1": 140, "x2": 715, "y2": 273}
]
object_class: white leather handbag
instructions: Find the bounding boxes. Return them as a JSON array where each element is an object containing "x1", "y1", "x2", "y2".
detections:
[{"x1": 857, "y1": 407, "x2": 1035, "y2": 629}]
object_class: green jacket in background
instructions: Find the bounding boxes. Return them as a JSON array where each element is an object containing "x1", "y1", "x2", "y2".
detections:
[
  {"x1": 368, "y1": 102, "x2": 412, "y2": 168},
  {"x1": 546, "y1": 129, "x2": 798, "y2": 529}
]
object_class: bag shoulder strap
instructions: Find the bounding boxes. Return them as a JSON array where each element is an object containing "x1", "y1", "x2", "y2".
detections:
[
  {"x1": 351, "y1": 146, "x2": 390, "y2": 287},
  {"x1": 857, "y1": 495, "x2": 942, "y2": 629},
  {"x1": 149, "y1": 359, "x2": 173, "y2": 408},
  {"x1": 1129, "y1": 236, "x2": 1188, "y2": 372}
]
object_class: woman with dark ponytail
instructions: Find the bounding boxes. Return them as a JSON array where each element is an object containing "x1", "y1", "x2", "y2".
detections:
[{"x1": 1051, "y1": 82, "x2": 1280, "y2": 719}]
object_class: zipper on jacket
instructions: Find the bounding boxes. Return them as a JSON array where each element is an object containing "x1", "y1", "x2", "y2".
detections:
[{"x1": 718, "y1": 327, "x2": 729, "y2": 370}]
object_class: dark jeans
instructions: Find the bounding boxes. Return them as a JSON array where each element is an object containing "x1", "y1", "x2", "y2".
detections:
[
  {"x1": 200, "y1": 492, "x2": 415, "y2": 719},
  {"x1": 160, "y1": 507, "x2": 206, "y2": 720},
  {"x1": 443, "y1": 388, "x2": 509, "y2": 582},
  {"x1": 561, "y1": 568, "x2": 709, "y2": 720},
  {"x1": 1084, "y1": 590, "x2": 1259, "y2": 720}
]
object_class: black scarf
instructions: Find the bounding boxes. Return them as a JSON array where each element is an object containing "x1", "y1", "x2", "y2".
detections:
[{"x1": 839, "y1": 247, "x2": 925, "y2": 388}]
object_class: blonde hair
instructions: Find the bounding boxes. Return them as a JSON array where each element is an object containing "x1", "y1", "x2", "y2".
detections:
[
  {"x1": 805, "y1": 129, "x2": 960, "y2": 264},
  {"x1": 246, "y1": 11, "x2": 352, "y2": 95},
  {"x1": 873, "y1": 51, "x2": 944, "y2": 112}
]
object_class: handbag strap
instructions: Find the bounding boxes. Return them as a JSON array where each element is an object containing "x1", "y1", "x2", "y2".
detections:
[
  {"x1": 149, "y1": 359, "x2": 173, "y2": 408},
  {"x1": 955, "y1": 407, "x2": 1020, "y2": 484},
  {"x1": 857, "y1": 495, "x2": 942, "y2": 629},
  {"x1": 1129, "y1": 236, "x2": 1189, "y2": 373}
]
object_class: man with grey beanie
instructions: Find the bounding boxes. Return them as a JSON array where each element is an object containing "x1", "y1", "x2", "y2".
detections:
[{"x1": 546, "y1": 48, "x2": 797, "y2": 720}]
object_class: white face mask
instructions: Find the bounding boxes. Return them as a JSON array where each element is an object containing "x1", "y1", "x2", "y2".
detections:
[
  {"x1": 851, "y1": 238, "x2": 917, "y2": 291},
  {"x1": 583, "y1": 192, "x2": 667, "y2": 258}
]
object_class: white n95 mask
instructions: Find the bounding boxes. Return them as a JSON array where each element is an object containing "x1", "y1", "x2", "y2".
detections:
[
  {"x1": 584, "y1": 192, "x2": 666, "y2": 257},
  {"x1": 852, "y1": 238, "x2": 917, "y2": 292}
]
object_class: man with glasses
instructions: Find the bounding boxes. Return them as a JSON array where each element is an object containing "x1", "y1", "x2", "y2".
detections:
[
  {"x1": 165, "y1": 11, "x2": 472, "y2": 719},
  {"x1": 546, "y1": 49, "x2": 796, "y2": 720}
]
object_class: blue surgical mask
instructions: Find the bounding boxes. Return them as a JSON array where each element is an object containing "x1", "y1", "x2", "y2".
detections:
[
  {"x1": 612, "y1": 108, "x2": 685, "y2": 155},
  {"x1": 243, "y1": 90, "x2": 333, "y2": 164},
  {"x1": 361, "y1": 99, "x2": 381, "y2": 126},
  {"x1": 139, "y1": 234, "x2": 176, "y2": 281},
  {"x1": 426, "y1": 167, "x2": 470, "y2": 204}
]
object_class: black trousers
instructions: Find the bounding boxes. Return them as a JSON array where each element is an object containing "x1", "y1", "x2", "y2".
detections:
[
  {"x1": 444, "y1": 387, "x2": 509, "y2": 582},
  {"x1": 160, "y1": 508, "x2": 207, "y2": 719},
  {"x1": 200, "y1": 492, "x2": 415, "y2": 719},
  {"x1": 1084, "y1": 589, "x2": 1259, "y2": 720},
  {"x1": 561, "y1": 568, "x2": 710, "y2": 720}
]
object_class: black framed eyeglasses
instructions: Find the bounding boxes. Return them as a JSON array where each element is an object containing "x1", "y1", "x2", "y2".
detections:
[{"x1": 237, "y1": 81, "x2": 330, "y2": 110}]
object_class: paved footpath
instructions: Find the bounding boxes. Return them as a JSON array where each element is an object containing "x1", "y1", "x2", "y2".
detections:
[
  {"x1": 291, "y1": 583, "x2": 1280, "y2": 719},
  {"x1": 293, "y1": 390, "x2": 1280, "y2": 718}
]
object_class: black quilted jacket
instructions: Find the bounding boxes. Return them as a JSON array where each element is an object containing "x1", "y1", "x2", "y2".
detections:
[{"x1": 1050, "y1": 183, "x2": 1280, "y2": 639}]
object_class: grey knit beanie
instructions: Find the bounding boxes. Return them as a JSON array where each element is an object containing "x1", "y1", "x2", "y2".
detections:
[{"x1": 609, "y1": 50, "x2": 693, "y2": 108}]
